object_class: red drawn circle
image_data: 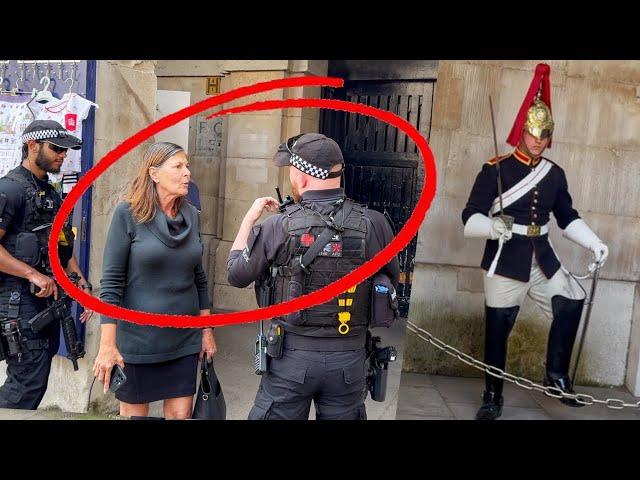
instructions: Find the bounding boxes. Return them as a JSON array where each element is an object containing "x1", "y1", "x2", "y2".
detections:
[{"x1": 49, "y1": 76, "x2": 437, "y2": 328}]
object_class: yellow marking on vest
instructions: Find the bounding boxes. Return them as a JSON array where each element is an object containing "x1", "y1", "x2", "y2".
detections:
[
  {"x1": 346, "y1": 299, "x2": 353, "y2": 307},
  {"x1": 338, "y1": 299, "x2": 346, "y2": 307},
  {"x1": 347, "y1": 285, "x2": 357, "y2": 293},
  {"x1": 338, "y1": 311, "x2": 351, "y2": 335}
]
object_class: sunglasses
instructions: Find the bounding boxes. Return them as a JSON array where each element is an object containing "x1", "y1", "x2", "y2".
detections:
[
  {"x1": 285, "y1": 134, "x2": 305, "y2": 156},
  {"x1": 38, "y1": 141, "x2": 68, "y2": 154},
  {"x1": 284, "y1": 134, "x2": 344, "y2": 179}
]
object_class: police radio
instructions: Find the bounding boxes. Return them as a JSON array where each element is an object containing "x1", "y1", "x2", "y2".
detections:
[
  {"x1": 252, "y1": 188, "x2": 293, "y2": 375},
  {"x1": 275, "y1": 187, "x2": 294, "y2": 213}
]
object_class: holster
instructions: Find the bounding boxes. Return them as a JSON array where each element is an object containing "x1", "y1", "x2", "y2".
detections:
[
  {"x1": 365, "y1": 330, "x2": 394, "y2": 402},
  {"x1": 369, "y1": 363, "x2": 389, "y2": 402},
  {"x1": 266, "y1": 322, "x2": 284, "y2": 359},
  {"x1": 28, "y1": 307, "x2": 57, "y2": 333}
]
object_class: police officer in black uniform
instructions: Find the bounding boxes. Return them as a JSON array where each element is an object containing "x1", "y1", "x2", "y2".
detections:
[
  {"x1": 461, "y1": 64, "x2": 609, "y2": 420},
  {"x1": 0, "y1": 120, "x2": 93, "y2": 410},
  {"x1": 227, "y1": 133, "x2": 400, "y2": 420}
]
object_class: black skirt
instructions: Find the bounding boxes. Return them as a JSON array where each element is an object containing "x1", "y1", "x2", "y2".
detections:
[{"x1": 115, "y1": 354, "x2": 199, "y2": 404}]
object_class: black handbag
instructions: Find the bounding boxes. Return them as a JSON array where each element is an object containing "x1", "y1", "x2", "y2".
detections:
[{"x1": 192, "y1": 359, "x2": 226, "y2": 420}]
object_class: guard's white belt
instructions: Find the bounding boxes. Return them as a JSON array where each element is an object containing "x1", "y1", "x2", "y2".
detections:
[
  {"x1": 511, "y1": 223, "x2": 549, "y2": 236},
  {"x1": 487, "y1": 222, "x2": 549, "y2": 278}
]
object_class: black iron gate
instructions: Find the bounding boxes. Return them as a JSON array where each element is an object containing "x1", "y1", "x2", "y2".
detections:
[{"x1": 321, "y1": 80, "x2": 435, "y2": 317}]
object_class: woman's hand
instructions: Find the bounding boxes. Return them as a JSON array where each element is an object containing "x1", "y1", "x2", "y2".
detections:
[
  {"x1": 93, "y1": 344, "x2": 125, "y2": 394},
  {"x1": 200, "y1": 328, "x2": 217, "y2": 362},
  {"x1": 79, "y1": 307, "x2": 94, "y2": 323}
]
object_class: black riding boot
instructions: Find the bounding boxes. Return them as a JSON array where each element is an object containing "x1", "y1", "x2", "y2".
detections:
[
  {"x1": 544, "y1": 295, "x2": 585, "y2": 408},
  {"x1": 476, "y1": 305, "x2": 519, "y2": 420}
]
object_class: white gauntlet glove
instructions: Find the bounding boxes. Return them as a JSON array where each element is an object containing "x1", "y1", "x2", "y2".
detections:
[
  {"x1": 563, "y1": 219, "x2": 609, "y2": 266},
  {"x1": 464, "y1": 213, "x2": 512, "y2": 241}
]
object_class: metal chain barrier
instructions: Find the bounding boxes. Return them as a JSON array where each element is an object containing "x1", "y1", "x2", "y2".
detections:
[{"x1": 406, "y1": 321, "x2": 640, "y2": 410}]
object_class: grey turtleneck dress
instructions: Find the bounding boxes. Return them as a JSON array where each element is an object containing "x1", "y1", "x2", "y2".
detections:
[{"x1": 99, "y1": 201, "x2": 210, "y2": 364}]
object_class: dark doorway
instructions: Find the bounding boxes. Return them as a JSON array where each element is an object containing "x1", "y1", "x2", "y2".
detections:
[{"x1": 321, "y1": 75, "x2": 435, "y2": 317}]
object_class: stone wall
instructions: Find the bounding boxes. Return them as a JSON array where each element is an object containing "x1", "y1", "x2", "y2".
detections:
[{"x1": 404, "y1": 61, "x2": 640, "y2": 394}]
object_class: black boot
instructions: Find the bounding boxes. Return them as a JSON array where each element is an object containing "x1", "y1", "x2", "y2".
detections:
[
  {"x1": 543, "y1": 372, "x2": 583, "y2": 407},
  {"x1": 475, "y1": 305, "x2": 519, "y2": 420},
  {"x1": 544, "y1": 296, "x2": 585, "y2": 408},
  {"x1": 476, "y1": 384, "x2": 505, "y2": 420}
]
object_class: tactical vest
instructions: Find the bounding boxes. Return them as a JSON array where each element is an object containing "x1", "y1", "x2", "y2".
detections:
[
  {"x1": 272, "y1": 198, "x2": 372, "y2": 339},
  {"x1": 0, "y1": 168, "x2": 66, "y2": 287}
]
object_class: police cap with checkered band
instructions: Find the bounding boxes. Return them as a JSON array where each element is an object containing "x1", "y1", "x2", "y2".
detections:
[
  {"x1": 21, "y1": 120, "x2": 82, "y2": 150},
  {"x1": 273, "y1": 133, "x2": 344, "y2": 180}
]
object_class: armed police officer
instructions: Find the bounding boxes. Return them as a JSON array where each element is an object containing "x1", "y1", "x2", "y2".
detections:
[
  {"x1": 227, "y1": 133, "x2": 400, "y2": 420},
  {"x1": 462, "y1": 64, "x2": 610, "y2": 420},
  {"x1": 0, "y1": 120, "x2": 93, "y2": 410}
]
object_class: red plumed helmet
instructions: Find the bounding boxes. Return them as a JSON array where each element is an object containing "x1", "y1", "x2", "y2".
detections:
[{"x1": 506, "y1": 63, "x2": 554, "y2": 148}]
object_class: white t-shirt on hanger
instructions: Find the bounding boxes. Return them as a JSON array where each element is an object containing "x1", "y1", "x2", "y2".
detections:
[{"x1": 36, "y1": 92, "x2": 97, "y2": 178}]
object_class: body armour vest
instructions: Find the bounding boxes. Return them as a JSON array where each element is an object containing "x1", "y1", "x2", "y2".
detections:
[
  {"x1": 272, "y1": 198, "x2": 372, "y2": 339},
  {"x1": 0, "y1": 167, "x2": 65, "y2": 284}
]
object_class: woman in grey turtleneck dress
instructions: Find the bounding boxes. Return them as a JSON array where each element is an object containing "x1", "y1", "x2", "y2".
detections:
[{"x1": 92, "y1": 142, "x2": 216, "y2": 419}]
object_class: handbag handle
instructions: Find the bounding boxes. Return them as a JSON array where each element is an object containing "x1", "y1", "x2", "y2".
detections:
[{"x1": 200, "y1": 360, "x2": 212, "y2": 398}]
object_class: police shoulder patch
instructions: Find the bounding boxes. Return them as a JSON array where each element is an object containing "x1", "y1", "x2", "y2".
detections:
[{"x1": 243, "y1": 224, "x2": 263, "y2": 262}]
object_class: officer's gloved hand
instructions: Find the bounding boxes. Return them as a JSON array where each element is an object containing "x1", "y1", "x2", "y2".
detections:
[
  {"x1": 464, "y1": 213, "x2": 512, "y2": 242},
  {"x1": 591, "y1": 242, "x2": 609, "y2": 266},
  {"x1": 563, "y1": 219, "x2": 609, "y2": 267},
  {"x1": 491, "y1": 217, "x2": 513, "y2": 242}
]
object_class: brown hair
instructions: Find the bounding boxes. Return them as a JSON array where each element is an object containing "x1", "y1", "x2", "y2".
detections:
[{"x1": 125, "y1": 142, "x2": 186, "y2": 223}]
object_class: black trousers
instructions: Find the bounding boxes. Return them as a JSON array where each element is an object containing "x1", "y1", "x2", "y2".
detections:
[
  {"x1": 249, "y1": 348, "x2": 368, "y2": 420},
  {"x1": 0, "y1": 286, "x2": 59, "y2": 410}
]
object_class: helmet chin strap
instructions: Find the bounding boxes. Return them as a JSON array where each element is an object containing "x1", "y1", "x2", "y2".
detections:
[{"x1": 519, "y1": 135, "x2": 548, "y2": 160}]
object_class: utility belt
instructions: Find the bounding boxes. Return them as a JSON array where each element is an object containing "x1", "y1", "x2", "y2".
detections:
[
  {"x1": 0, "y1": 279, "x2": 83, "y2": 367},
  {"x1": 0, "y1": 319, "x2": 50, "y2": 362},
  {"x1": 260, "y1": 320, "x2": 395, "y2": 402},
  {"x1": 0, "y1": 287, "x2": 58, "y2": 362},
  {"x1": 0, "y1": 316, "x2": 53, "y2": 363}
]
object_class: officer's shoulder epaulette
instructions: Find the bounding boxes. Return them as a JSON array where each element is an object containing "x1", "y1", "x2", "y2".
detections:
[{"x1": 486, "y1": 154, "x2": 510, "y2": 166}]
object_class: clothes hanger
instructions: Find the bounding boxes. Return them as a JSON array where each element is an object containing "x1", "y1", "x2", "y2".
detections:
[
  {"x1": 61, "y1": 62, "x2": 99, "y2": 109},
  {"x1": 34, "y1": 76, "x2": 55, "y2": 104},
  {"x1": 0, "y1": 63, "x2": 30, "y2": 97},
  {"x1": 64, "y1": 76, "x2": 74, "y2": 94}
]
